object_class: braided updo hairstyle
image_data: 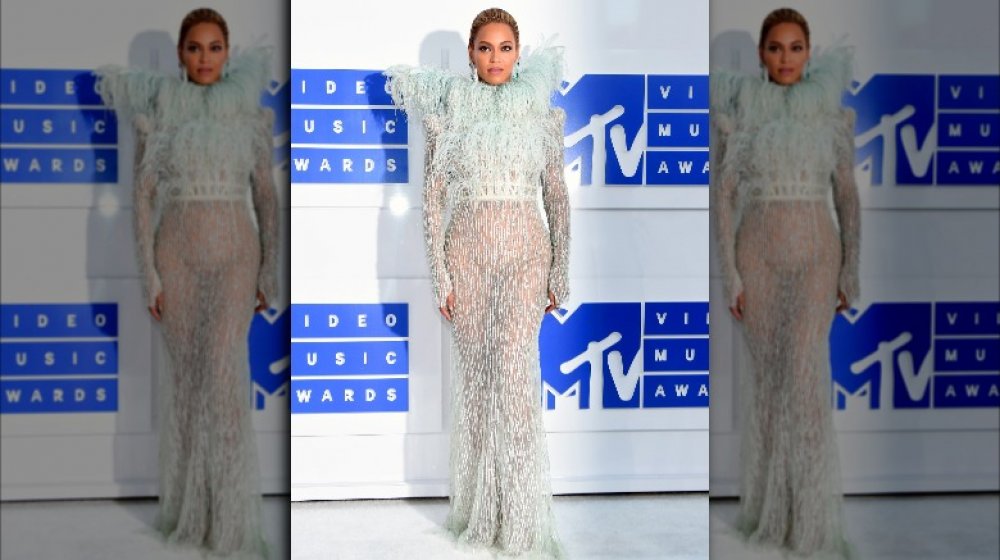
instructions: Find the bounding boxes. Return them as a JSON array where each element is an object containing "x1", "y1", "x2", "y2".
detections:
[
  {"x1": 758, "y1": 7, "x2": 810, "y2": 49},
  {"x1": 468, "y1": 7, "x2": 520, "y2": 47},
  {"x1": 178, "y1": 7, "x2": 230, "y2": 49}
]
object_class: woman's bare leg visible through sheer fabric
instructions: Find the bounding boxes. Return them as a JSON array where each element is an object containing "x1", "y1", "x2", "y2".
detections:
[
  {"x1": 735, "y1": 200, "x2": 845, "y2": 553},
  {"x1": 152, "y1": 202, "x2": 263, "y2": 554},
  {"x1": 443, "y1": 201, "x2": 553, "y2": 554}
]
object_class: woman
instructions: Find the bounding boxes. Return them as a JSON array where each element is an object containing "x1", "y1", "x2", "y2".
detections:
[
  {"x1": 385, "y1": 7, "x2": 569, "y2": 557},
  {"x1": 711, "y1": 7, "x2": 860, "y2": 559},
  {"x1": 96, "y1": 8, "x2": 277, "y2": 558}
]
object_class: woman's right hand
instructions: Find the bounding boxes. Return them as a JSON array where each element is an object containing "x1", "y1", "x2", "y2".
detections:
[
  {"x1": 149, "y1": 293, "x2": 164, "y2": 322},
  {"x1": 835, "y1": 290, "x2": 849, "y2": 313},
  {"x1": 729, "y1": 292, "x2": 745, "y2": 321},
  {"x1": 440, "y1": 292, "x2": 455, "y2": 322}
]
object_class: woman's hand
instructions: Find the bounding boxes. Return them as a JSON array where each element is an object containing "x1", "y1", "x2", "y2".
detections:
[
  {"x1": 440, "y1": 292, "x2": 456, "y2": 322},
  {"x1": 255, "y1": 290, "x2": 269, "y2": 313},
  {"x1": 729, "y1": 292, "x2": 745, "y2": 321},
  {"x1": 149, "y1": 293, "x2": 164, "y2": 322},
  {"x1": 545, "y1": 291, "x2": 558, "y2": 314},
  {"x1": 836, "y1": 290, "x2": 849, "y2": 313}
]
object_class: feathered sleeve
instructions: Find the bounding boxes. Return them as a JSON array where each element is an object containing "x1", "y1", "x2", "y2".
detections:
[
  {"x1": 206, "y1": 46, "x2": 272, "y2": 114},
  {"x1": 129, "y1": 114, "x2": 161, "y2": 309},
  {"x1": 420, "y1": 114, "x2": 451, "y2": 307},
  {"x1": 251, "y1": 107, "x2": 280, "y2": 305},
  {"x1": 94, "y1": 67, "x2": 164, "y2": 308},
  {"x1": 798, "y1": 45, "x2": 854, "y2": 109},
  {"x1": 802, "y1": 45, "x2": 860, "y2": 305},
  {"x1": 710, "y1": 71, "x2": 744, "y2": 308},
  {"x1": 384, "y1": 65, "x2": 458, "y2": 307},
  {"x1": 93, "y1": 65, "x2": 162, "y2": 119},
  {"x1": 543, "y1": 108, "x2": 570, "y2": 304},
  {"x1": 383, "y1": 64, "x2": 456, "y2": 119},
  {"x1": 832, "y1": 107, "x2": 861, "y2": 305},
  {"x1": 514, "y1": 42, "x2": 564, "y2": 103}
]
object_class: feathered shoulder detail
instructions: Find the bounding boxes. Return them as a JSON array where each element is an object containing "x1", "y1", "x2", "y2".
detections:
[
  {"x1": 95, "y1": 46, "x2": 272, "y2": 121},
  {"x1": 384, "y1": 41, "x2": 564, "y2": 119},
  {"x1": 383, "y1": 63, "x2": 455, "y2": 118},
  {"x1": 711, "y1": 45, "x2": 853, "y2": 121},
  {"x1": 507, "y1": 42, "x2": 564, "y2": 108},
  {"x1": 787, "y1": 45, "x2": 853, "y2": 112}
]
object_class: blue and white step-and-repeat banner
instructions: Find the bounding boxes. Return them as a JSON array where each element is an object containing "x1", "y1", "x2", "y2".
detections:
[
  {"x1": 1, "y1": 0, "x2": 290, "y2": 500},
  {"x1": 291, "y1": 0, "x2": 710, "y2": 500},
  {"x1": 710, "y1": 0, "x2": 999, "y2": 495}
]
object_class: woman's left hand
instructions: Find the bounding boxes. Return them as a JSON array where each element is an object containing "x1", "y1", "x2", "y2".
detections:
[
  {"x1": 255, "y1": 290, "x2": 268, "y2": 313},
  {"x1": 545, "y1": 291, "x2": 558, "y2": 314},
  {"x1": 836, "y1": 290, "x2": 849, "y2": 313}
]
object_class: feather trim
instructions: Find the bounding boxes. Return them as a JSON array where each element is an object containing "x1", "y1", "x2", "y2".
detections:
[
  {"x1": 388, "y1": 43, "x2": 565, "y2": 203},
  {"x1": 385, "y1": 42, "x2": 563, "y2": 120},
  {"x1": 711, "y1": 46, "x2": 855, "y2": 192},
  {"x1": 383, "y1": 64, "x2": 455, "y2": 118},
  {"x1": 95, "y1": 46, "x2": 272, "y2": 122},
  {"x1": 711, "y1": 45, "x2": 853, "y2": 124}
]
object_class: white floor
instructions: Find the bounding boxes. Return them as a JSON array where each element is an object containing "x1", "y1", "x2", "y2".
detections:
[
  {"x1": 710, "y1": 494, "x2": 1000, "y2": 560},
  {"x1": 3, "y1": 494, "x2": 996, "y2": 559},
  {"x1": 291, "y1": 494, "x2": 708, "y2": 560},
  {"x1": 0, "y1": 496, "x2": 290, "y2": 560},
  {"x1": 0, "y1": 493, "x2": 709, "y2": 560}
]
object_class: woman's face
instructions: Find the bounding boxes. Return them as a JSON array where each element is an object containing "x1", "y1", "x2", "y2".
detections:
[
  {"x1": 759, "y1": 22, "x2": 810, "y2": 85},
  {"x1": 178, "y1": 22, "x2": 229, "y2": 85},
  {"x1": 468, "y1": 22, "x2": 519, "y2": 86}
]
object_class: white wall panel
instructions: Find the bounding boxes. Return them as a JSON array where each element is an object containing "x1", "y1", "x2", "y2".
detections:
[
  {"x1": 290, "y1": 0, "x2": 712, "y2": 500},
  {"x1": 709, "y1": 0, "x2": 999, "y2": 496},
  {"x1": 1, "y1": 0, "x2": 291, "y2": 500}
]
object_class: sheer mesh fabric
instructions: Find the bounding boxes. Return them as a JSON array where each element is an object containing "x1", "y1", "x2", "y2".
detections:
[
  {"x1": 97, "y1": 48, "x2": 277, "y2": 559},
  {"x1": 711, "y1": 47, "x2": 860, "y2": 559},
  {"x1": 387, "y1": 45, "x2": 569, "y2": 558},
  {"x1": 442, "y1": 200, "x2": 557, "y2": 555}
]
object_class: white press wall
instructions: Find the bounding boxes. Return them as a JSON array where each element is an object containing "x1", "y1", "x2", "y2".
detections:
[
  {"x1": 0, "y1": 0, "x2": 291, "y2": 500},
  {"x1": 290, "y1": 0, "x2": 712, "y2": 500},
  {"x1": 709, "y1": 0, "x2": 1000, "y2": 496}
]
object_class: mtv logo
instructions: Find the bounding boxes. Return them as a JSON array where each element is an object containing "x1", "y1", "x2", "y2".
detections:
[
  {"x1": 546, "y1": 379, "x2": 582, "y2": 410},
  {"x1": 554, "y1": 75, "x2": 645, "y2": 186},
  {"x1": 831, "y1": 303, "x2": 933, "y2": 410},
  {"x1": 844, "y1": 75, "x2": 935, "y2": 186},
  {"x1": 260, "y1": 79, "x2": 290, "y2": 169},
  {"x1": 835, "y1": 377, "x2": 875, "y2": 410},
  {"x1": 249, "y1": 305, "x2": 290, "y2": 410},
  {"x1": 540, "y1": 303, "x2": 642, "y2": 410}
]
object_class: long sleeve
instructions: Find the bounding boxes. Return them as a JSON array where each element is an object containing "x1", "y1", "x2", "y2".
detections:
[
  {"x1": 131, "y1": 114, "x2": 161, "y2": 308},
  {"x1": 832, "y1": 107, "x2": 861, "y2": 304},
  {"x1": 421, "y1": 115, "x2": 451, "y2": 307},
  {"x1": 251, "y1": 108, "x2": 279, "y2": 304},
  {"x1": 710, "y1": 110, "x2": 743, "y2": 308},
  {"x1": 94, "y1": 66, "x2": 163, "y2": 309},
  {"x1": 543, "y1": 108, "x2": 570, "y2": 304}
]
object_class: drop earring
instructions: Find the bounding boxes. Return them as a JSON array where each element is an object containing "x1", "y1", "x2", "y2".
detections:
[
  {"x1": 513, "y1": 59, "x2": 521, "y2": 80},
  {"x1": 760, "y1": 63, "x2": 767, "y2": 83},
  {"x1": 222, "y1": 60, "x2": 230, "y2": 79},
  {"x1": 803, "y1": 60, "x2": 811, "y2": 80},
  {"x1": 179, "y1": 63, "x2": 189, "y2": 83},
  {"x1": 469, "y1": 61, "x2": 477, "y2": 82}
]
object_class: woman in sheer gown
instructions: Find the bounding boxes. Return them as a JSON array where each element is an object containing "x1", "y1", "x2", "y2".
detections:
[
  {"x1": 385, "y1": 8, "x2": 569, "y2": 558},
  {"x1": 96, "y1": 8, "x2": 277, "y2": 558},
  {"x1": 711, "y1": 8, "x2": 860, "y2": 559}
]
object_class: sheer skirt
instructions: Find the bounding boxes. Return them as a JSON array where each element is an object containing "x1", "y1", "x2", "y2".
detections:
[
  {"x1": 154, "y1": 199, "x2": 267, "y2": 559},
  {"x1": 735, "y1": 199, "x2": 851, "y2": 558},
  {"x1": 443, "y1": 200, "x2": 561, "y2": 558}
]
